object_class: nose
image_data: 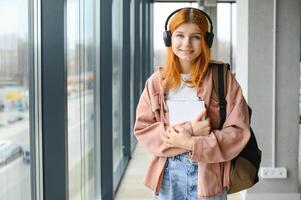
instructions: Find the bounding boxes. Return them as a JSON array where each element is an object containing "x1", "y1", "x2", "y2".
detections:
[{"x1": 183, "y1": 36, "x2": 192, "y2": 47}]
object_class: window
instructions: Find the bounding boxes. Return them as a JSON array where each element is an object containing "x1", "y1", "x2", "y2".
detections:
[
  {"x1": 66, "y1": 0, "x2": 100, "y2": 199},
  {"x1": 112, "y1": 0, "x2": 124, "y2": 190},
  {"x1": 0, "y1": 0, "x2": 32, "y2": 199},
  {"x1": 217, "y1": 3, "x2": 237, "y2": 72}
]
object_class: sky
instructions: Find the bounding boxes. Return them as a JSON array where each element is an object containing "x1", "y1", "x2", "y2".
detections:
[{"x1": 0, "y1": 0, "x2": 28, "y2": 37}]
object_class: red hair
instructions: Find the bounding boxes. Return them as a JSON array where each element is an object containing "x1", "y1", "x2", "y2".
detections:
[{"x1": 161, "y1": 8, "x2": 211, "y2": 90}]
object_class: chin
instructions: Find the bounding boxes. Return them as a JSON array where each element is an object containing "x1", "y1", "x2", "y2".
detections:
[{"x1": 179, "y1": 57, "x2": 195, "y2": 62}]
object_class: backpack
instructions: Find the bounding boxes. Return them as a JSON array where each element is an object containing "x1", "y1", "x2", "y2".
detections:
[{"x1": 211, "y1": 63, "x2": 262, "y2": 194}]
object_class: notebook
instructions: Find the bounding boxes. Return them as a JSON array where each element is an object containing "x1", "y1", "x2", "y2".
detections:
[{"x1": 166, "y1": 100, "x2": 205, "y2": 125}]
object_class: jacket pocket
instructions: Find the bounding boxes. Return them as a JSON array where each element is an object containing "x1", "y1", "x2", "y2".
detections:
[
  {"x1": 150, "y1": 93, "x2": 161, "y2": 121},
  {"x1": 150, "y1": 93, "x2": 160, "y2": 112}
]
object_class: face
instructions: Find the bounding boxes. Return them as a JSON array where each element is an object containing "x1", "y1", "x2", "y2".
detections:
[{"x1": 171, "y1": 23, "x2": 203, "y2": 65}]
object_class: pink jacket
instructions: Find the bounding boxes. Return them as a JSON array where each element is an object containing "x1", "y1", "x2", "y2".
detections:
[{"x1": 133, "y1": 61, "x2": 251, "y2": 198}]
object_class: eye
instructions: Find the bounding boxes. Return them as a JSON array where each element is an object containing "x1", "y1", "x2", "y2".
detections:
[
  {"x1": 192, "y1": 35, "x2": 201, "y2": 40},
  {"x1": 175, "y1": 34, "x2": 184, "y2": 38}
]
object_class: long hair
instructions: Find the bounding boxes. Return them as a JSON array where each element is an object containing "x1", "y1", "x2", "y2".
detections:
[{"x1": 161, "y1": 8, "x2": 211, "y2": 90}]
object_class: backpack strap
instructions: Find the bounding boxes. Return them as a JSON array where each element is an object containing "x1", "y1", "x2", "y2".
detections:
[{"x1": 211, "y1": 63, "x2": 230, "y2": 129}]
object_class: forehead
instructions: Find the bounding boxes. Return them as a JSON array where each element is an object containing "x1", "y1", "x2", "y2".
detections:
[{"x1": 174, "y1": 23, "x2": 201, "y2": 33}]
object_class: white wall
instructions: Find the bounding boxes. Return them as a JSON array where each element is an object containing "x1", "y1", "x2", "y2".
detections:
[{"x1": 236, "y1": 0, "x2": 300, "y2": 199}]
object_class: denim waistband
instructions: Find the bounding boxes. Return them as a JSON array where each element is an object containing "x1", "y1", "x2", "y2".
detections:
[{"x1": 168, "y1": 152, "x2": 198, "y2": 166}]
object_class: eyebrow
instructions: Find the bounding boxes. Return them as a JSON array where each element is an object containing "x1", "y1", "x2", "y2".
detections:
[{"x1": 174, "y1": 31, "x2": 202, "y2": 35}]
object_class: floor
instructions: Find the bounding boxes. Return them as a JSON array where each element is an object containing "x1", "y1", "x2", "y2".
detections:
[{"x1": 115, "y1": 143, "x2": 243, "y2": 200}]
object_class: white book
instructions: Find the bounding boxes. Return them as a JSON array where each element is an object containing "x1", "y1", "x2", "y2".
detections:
[{"x1": 166, "y1": 100, "x2": 205, "y2": 125}]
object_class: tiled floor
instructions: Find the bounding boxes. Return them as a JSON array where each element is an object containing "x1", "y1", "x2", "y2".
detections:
[{"x1": 115, "y1": 143, "x2": 243, "y2": 200}]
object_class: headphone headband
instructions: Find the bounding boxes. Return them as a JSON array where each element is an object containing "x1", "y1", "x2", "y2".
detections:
[{"x1": 164, "y1": 7, "x2": 213, "y2": 33}]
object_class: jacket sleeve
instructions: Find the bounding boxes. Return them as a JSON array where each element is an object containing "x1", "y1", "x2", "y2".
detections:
[
  {"x1": 189, "y1": 70, "x2": 251, "y2": 163},
  {"x1": 133, "y1": 79, "x2": 193, "y2": 157}
]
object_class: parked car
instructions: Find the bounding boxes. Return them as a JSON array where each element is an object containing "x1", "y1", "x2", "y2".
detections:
[
  {"x1": 23, "y1": 148, "x2": 30, "y2": 164},
  {"x1": 0, "y1": 140, "x2": 23, "y2": 167},
  {"x1": 7, "y1": 115, "x2": 24, "y2": 124},
  {"x1": 0, "y1": 102, "x2": 4, "y2": 112}
]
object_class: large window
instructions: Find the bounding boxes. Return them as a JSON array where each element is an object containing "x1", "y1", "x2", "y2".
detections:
[
  {"x1": 0, "y1": 0, "x2": 31, "y2": 199},
  {"x1": 112, "y1": 0, "x2": 124, "y2": 190},
  {"x1": 130, "y1": 0, "x2": 137, "y2": 153},
  {"x1": 217, "y1": 3, "x2": 237, "y2": 72},
  {"x1": 66, "y1": 0, "x2": 100, "y2": 199}
]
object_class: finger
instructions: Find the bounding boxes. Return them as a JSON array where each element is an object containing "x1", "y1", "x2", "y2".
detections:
[
  {"x1": 166, "y1": 127, "x2": 171, "y2": 133},
  {"x1": 164, "y1": 141, "x2": 172, "y2": 147},
  {"x1": 162, "y1": 135, "x2": 172, "y2": 145},
  {"x1": 162, "y1": 135, "x2": 172, "y2": 144},
  {"x1": 161, "y1": 132, "x2": 169, "y2": 140},
  {"x1": 167, "y1": 126, "x2": 174, "y2": 134},
  {"x1": 207, "y1": 117, "x2": 211, "y2": 126},
  {"x1": 161, "y1": 133, "x2": 167, "y2": 140},
  {"x1": 174, "y1": 125, "x2": 184, "y2": 132},
  {"x1": 169, "y1": 126, "x2": 175, "y2": 131},
  {"x1": 169, "y1": 126, "x2": 178, "y2": 134},
  {"x1": 174, "y1": 125, "x2": 183, "y2": 133},
  {"x1": 203, "y1": 125, "x2": 210, "y2": 131},
  {"x1": 203, "y1": 119, "x2": 209, "y2": 127},
  {"x1": 194, "y1": 109, "x2": 207, "y2": 121},
  {"x1": 173, "y1": 124, "x2": 181, "y2": 130},
  {"x1": 162, "y1": 137, "x2": 170, "y2": 146}
]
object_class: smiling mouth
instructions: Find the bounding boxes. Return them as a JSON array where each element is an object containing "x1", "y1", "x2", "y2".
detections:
[{"x1": 180, "y1": 49, "x2": 194, "y2": 54}]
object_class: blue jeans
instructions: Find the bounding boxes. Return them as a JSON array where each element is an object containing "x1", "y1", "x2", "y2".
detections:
[{"x1": 153, "y1": 152, "x2": 228, "y2": 200}]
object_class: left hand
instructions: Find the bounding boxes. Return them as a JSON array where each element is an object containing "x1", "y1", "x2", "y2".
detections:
[{"x1": 161, "y1": 126, "x2": 193, "y2": 151}]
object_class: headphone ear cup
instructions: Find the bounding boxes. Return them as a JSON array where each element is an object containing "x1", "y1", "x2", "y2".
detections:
[
  {"x1": 205, "y1": 32, "x2": 214, "y2": 48},
  {"x1": 163, "y1": 31, "x2": 172, "y2": 47}
]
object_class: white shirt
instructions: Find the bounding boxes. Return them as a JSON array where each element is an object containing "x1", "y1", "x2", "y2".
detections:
[
  {"x1": 166, "y1": 73, "x2": 199, "y2": 101},
  {"x1": 166, "y1": 74, "x2": 205, "y2": 125}
]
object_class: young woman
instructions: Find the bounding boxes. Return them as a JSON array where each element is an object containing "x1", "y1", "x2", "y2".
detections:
[{"x1": 134, "y1": 7, "x2": 250, "y2": 200}]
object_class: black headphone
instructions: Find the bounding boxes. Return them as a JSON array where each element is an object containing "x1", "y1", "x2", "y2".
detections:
[{"x1": 163, "y1": 7, "x2": 214, "y2": 48}]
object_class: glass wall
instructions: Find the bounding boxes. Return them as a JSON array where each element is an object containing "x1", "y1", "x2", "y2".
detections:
[
  {"x1": 130, "y1": 0, "x2": 136, "y2": 153},
  {"x1": 66, "y1": 0, "x2": 100, "y2": 199},
  {"x1": 217, "y1": 3, "x2": 237, "y2": 72},
  {"x1": 0, "y1": 0, "x2": 31, "y2": 200},
  {"x1": 112, "y1": 0, "x2": 124, "y2": 189}
]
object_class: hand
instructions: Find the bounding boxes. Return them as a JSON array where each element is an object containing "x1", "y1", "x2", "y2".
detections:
[
  {"x1": 161, "y1": 126, "x2": 193, "y2": 151},
  {"x1": 191, "y1": 109, "x2": 211, "y2": 136}
]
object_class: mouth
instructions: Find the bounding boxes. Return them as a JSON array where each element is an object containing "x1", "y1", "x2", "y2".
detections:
[{"x1": 180, "y1": 49, "x2": 194, "y2": 54}]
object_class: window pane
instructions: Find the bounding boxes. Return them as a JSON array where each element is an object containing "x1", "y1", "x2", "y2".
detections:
[
  {"x1": 130, "y1": 0, "x2": 136, "y2": 152},
  {"x1": 67, "y1": 0, "x2": 100, "y2": 199},
  {"x1": 112, "y1": 0, "x2": 123, "y2": 189},
  {"x1": 217, "y1": 3, "x2": 236, "y2": 71},
  {"x1": 231, "y1": 3, "x2": 237, "y2": 72},
  {"x1": 217, "y1": 3, "x2": 231, "y2": 64},
  {"x1": 0, "y1": 0, "x2": 31, "y2": 199}
]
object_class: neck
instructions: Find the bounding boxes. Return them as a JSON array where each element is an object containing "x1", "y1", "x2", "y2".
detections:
[{"x1": 179, "y1": 60, "x2": 193, "y2": 74}]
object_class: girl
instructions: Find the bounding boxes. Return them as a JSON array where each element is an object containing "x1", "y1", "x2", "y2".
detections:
[{"x1": 134, "y1": 7, "x2": 250, "y2": 200}]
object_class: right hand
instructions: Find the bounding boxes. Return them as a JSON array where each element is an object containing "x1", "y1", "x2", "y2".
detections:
[{"x1": 191, "y1": 109, "x2": 211, "y2": 136}]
